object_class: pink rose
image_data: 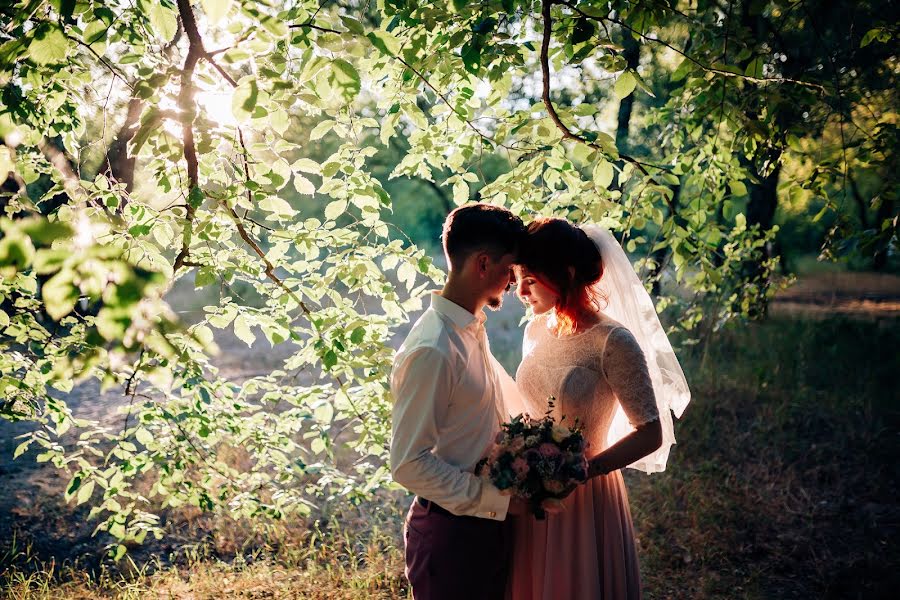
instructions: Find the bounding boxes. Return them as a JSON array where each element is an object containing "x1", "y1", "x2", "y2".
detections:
[
  {"x1": 544, "y1": 480, "x2": 565, "y2": 494},
  {"x1": 511, "y1": 457, "x2": 530, "y2": 480},
  {"x1": 538, "y1": 443, "x2": 561, "y2": 458}
]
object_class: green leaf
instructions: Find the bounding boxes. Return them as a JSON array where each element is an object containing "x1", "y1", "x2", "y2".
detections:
[
  {"x1": 322, "y1": 350, "x2": 338, "y2": 370},
  {"x1": 614, "y1": 71, "x2": 637, "y2": 100},
  {"x1": 0, "y1": 234, "x2": 35, "y2": 272},
  {"x1": 42, "y1": 269, "x2": 79, "y2": 321},
  {"x1": 309, "y1": 120, "x2": 332, "y2": 141},
  {"x1": 208, "y1": 304, "x2": 237, "y2": 328},
  {"x1": 314, "y1": 402, "x2": 334, "y2": 424},
  {"x1": 201, "y1": 0, "x2": 233, "y2": 24},
  {"x1": 234, "y1": 314, "x2": 256, "y2": 346},
  {"x1": 135, "y1": 427, "x2": 154, "y2": 446},
  {"x1": 188, "y1": 186, "x2": 204, "y2": 209},
  {"x1": 341, "y1": 15, "x2": 365, "y2": 35},
  {"x1": 28, "y1": 24, "x2": 69, "y2": 65},
  {"x1": 293, "y1": 174, "x2": 315, "y2": 196},
  {"x1": 13, "y1": 441, "x2": 30, "y2": 459},
  {"x1": 572, "y1": 18, "x2": 595, "y2": 45},
  {"x1": 350, "y1": 326, "x2": 365, "y2": 344},
  {"x1": 21, "y1": 219, "x2": 72, "y2": 244},
  {"x1": 452, "y1": 180, "x2": 469, "y2": 205},
  {"x1": 310, "y1": 437, "x2": 327, "y2": 455},
  {"x1": 324, "y1": 200, "x2": 347, "y2": 220},
  {"x1": 592, "y1": 160, "x2": 614, "y2": 189},
  {"x1": 260, "y1": 15, "x2": 287, "y2": 38},
  {"x1": 860, "y1": 28, "x2": 883, "y2": 48},
  {"x1": 259, "y1": 196, "x2": 295, "y2": 217},
  {"x1": 269, "y1": 106, "x2": 289, "y2": 134},
  {"x1": 744, "y1": 56, "x2": 764, "y2": 79},
  {"x1": 76, "y1": 479, "x2": 95, "y2": 505},
  {"x1": 232, "y1": 78, "x2": 259, "y2": 123},
  {"x1": 194, "y1": 266, "x2": 217, "y2": 288},
  {"x1": 128, "y1": 109, "x2": 160, "y2": 157},
  {"x1": 729, "y1": 180, "x2": 748, "y2": 196},
  {"x1": 331, "y1": 59, "x2": 361, "y2": 100},
  {"x1": 461, "y1": 40, "x2": 481, "y2": 74},
  {"x1": 291, "y1": 158, "x2": 321, "y2": 174},
  {"x1": 66, "y1": 474, "x2": 82, "y2": 497},
  {"x1": 366, "y1": 31, "x2": 401, "y2": 56},
  {"x1": 83, "y1": 20, "x2": 108, "y2": 46},
  {"x1": 148, "y1": 2, "x2": 178, "y2": 43}
]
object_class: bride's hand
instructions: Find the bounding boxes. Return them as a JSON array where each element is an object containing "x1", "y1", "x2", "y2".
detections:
[{"x1": 540, "y1": 498, "x2": 566, "y2": 515}]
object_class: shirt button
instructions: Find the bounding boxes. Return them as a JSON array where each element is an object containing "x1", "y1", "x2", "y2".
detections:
[{"x1": 488, "y1": 511, "x2": 496, "y2": 518}]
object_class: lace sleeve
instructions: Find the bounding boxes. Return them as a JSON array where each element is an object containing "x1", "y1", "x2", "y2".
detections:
[{"x1": 602, "y1": 326, "x2": 660, "y2": 428}]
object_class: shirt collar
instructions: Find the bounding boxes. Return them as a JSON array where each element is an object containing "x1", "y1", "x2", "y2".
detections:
[{"x1": 430, "y1": 292, "x2": 485, "y2": 331}]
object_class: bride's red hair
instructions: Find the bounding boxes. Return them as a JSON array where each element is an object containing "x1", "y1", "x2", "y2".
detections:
[{"x1": 518, "y1": 218, "x2": 605, "y2": 335}]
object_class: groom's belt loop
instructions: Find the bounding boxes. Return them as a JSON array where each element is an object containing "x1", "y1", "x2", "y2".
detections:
[{"x1": 416, "y1": 496, "x2": 454, "y2": 517}]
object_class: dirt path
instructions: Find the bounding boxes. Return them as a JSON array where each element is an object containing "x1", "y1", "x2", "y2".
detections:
[{"x1": 770, "y1": 271, "x2": 900, "y2": 317}]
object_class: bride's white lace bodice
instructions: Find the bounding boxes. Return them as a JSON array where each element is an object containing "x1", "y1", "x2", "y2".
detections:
[{"x1": 515, "y1": 313, "x2": 660, "y2": 452}]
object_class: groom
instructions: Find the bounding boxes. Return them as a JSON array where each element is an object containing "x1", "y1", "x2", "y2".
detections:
[{"x1": 390, "y1": 203, "x2": 528, "y2": 600}]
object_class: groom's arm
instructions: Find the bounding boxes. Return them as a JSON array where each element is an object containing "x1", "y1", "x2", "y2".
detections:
[{"x1": 390, "y1": 346, "x2": 510, "y2": 521}]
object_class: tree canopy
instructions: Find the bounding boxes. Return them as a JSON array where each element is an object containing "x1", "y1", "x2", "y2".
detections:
[{"x1": 0, "y1": 0, "x2": 896, "y2": 555}]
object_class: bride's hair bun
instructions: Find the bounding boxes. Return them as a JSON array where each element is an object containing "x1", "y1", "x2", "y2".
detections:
[
  {"x1": 518, "y1": 218, "x2": 605, "y2": 334},
  {"x1": 573, "y1": 227, "x2": 603, "y2": 285}
]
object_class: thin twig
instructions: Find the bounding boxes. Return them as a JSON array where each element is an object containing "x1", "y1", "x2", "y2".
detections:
[
  {"x1": 539, "y1": 0, "x2": 658, "y2": 182},
  {"x1": 559, "y1": 0, "x2": 827, "y2": 93}
]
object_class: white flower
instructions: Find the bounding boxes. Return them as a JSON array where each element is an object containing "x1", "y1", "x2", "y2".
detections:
[{"x1": 551, "y1": 424, "x2": 571, "y2": 443}]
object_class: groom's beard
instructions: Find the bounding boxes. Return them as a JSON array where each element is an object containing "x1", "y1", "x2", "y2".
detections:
[{"x1": 486, "y1": 295, "x2": 503, "y2": 310}]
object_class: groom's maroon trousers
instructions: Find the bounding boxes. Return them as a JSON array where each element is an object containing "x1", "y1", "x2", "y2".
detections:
[{"x1": 404, "y1": 497, "x2": 510, "y2": 600}]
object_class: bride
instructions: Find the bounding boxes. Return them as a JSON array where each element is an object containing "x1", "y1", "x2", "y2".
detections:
[{"x1": 500, "y1": 218, "x2": 691, "y2": 600}]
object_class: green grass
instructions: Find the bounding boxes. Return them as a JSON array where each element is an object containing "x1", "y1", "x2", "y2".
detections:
[{"x1": 1, "y1": 316, "x2": 897, "y2": 599}]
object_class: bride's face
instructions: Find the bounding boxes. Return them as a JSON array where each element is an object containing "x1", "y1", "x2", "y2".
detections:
[{"x1": 514, "y1": 266, "x2": 557, "y2": 314}]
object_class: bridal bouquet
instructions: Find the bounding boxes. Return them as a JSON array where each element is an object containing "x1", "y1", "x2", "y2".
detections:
[{"x1": 476, "y1": 398, "x2": 589, "y2": 519}]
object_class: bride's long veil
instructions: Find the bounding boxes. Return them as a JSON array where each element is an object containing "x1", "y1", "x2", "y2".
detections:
[{"x1": 584, "y1": 225, "x2": 691, "y2": 473}]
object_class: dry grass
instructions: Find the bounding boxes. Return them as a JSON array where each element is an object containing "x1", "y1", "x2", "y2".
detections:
[
  {"x1": 2, "y1": 315, "x2": 898, "y2": 599},
  {"x1": 1, "y1": 511, "x2": 408, "y2": 599}
]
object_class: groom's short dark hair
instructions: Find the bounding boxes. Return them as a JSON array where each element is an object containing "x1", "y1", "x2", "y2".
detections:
[{"x1": 442, "y1": 203, "x2": 526, "y2": 270}]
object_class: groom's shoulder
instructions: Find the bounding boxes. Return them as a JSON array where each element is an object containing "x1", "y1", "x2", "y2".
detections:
[{"x1": 396, "y1": 308, "x2": 454, "y2": 359}]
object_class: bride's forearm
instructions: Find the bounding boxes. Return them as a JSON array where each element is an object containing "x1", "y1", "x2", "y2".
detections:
[{"x1": 587, "y1": 419, "x2": 663, "y2": 479}]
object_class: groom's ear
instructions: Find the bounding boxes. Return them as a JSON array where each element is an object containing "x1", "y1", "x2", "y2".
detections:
[{"x1": 475, "y1": 253, "x2": 490, "y2": 277}]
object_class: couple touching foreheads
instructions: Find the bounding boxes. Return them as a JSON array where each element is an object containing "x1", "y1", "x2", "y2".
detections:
[{"x1": 390, "y1": 204, "x2": 691, "y2": 600}]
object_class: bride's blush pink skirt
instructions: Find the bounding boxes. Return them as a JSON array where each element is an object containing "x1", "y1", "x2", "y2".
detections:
[{"x1": 506, "y1": 470, "x2": 642, "y2": 600}]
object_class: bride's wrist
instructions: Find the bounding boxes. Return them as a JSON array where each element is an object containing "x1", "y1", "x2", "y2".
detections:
[{"x1": 588, "y1": 455, "x2": 611, "y2": 479}]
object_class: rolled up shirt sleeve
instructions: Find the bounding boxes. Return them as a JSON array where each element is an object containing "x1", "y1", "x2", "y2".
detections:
[{"x1": 390, "y1": 346, "x2": 509, "y2": 521}]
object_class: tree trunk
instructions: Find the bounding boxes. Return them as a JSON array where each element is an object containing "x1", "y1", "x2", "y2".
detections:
[
  {"x1": 873, "y1": 197, "x2": 895, "y2": 270},
  {"x1": 744, "y1": 161, "x2": 782, "y2": 316},
  {"x1": 615, "y1": 32, "x2": 640, "y2": 152},
  {"x1": 103, "y1": 96, "x2": 143, "y2": 206}
]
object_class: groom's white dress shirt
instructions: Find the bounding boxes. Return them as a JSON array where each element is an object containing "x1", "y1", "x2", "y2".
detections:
[{"x1": 390, "y1": 292, "x2": 510, "y2": 521}]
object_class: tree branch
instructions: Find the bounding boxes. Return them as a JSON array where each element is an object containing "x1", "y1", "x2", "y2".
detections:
[
  {"x1": 173, "y1": 0, "x2": 206, "y2": 272},
  {"x1": 540, "y1": 0, "x2": 657, "y2": 181},
  {"x1": 290, "y1": 22, "x2": 342, "y2": 34}
]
